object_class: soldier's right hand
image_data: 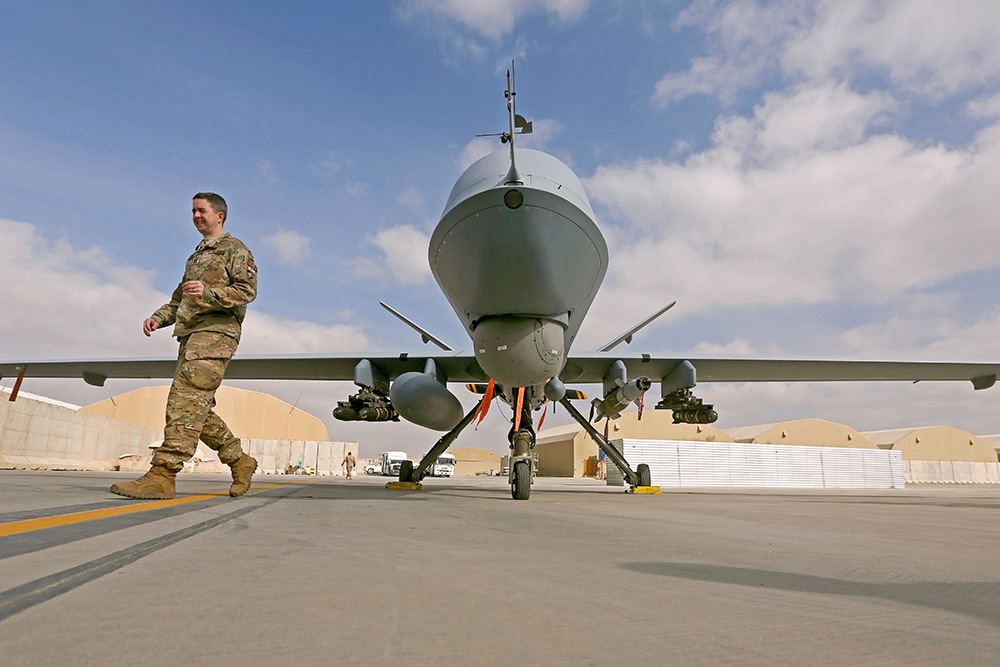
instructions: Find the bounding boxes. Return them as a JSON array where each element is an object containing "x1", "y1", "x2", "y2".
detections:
[{"x1": 142, "y1": 318, "x2": 160, "y2": 337}]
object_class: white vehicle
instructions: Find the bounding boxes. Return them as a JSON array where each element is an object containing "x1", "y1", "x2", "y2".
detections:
[
  {"x1": 379, "y1": 451, "x2": 408, "y2": 476},
  {"x1": 364, "y1": 462, "x2": 380, "y2": 475},
  {"x1": 426, "y1": 453, "x2": 456, "y2": 477}
]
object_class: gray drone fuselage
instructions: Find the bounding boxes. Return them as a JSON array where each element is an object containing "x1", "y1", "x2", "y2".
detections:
[{"x1": 429, "y1": 148, "x2": 608, "y2": 391}]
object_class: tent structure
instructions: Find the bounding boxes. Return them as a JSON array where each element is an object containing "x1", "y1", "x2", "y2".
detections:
[
  {"x1": 80, "y1": 384, "x2": 328, "y2": 441},
  {"x1": 725, "y1": 418, "x2": 877, "y2": 449},
  {"x1": 864, "y1": 426, "x2": 999, "y2": 462}
]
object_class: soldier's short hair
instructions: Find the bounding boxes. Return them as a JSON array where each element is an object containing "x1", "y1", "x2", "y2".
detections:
[{"x1": 193, "y1": 192, "x2": 227, "y2": 223}]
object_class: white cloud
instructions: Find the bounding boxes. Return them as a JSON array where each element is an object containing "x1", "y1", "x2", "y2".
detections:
[
  {"x1": 0, "y1": 217, "x2": 416, "y2": 451},
  {"x1": 749, "y1": 83, "x2": 896, "y2": 158},
  {"x1": 343, "y1": 180, "x2": 370, "y2": 199},
  {"x1": 261, "y1": 228, "x2": 312, "y2": 266},
  {"x1": 460, "y1": 137, "x2": 498, "y2": 169},
  {"x1": 312, "y1": 151, "x2": 345, "y2": 178},
  {"x1": 655, "y1": 0, "x2": 805, "y2": 106},
  {"x1": 581, "y1": 288, "x2": 1000, "y2": 434},
  {"x1": 396, "y1": 187, "x2": 426, "y2": 211},
  {"x1": 654, "y1": 56, "x2": 751, "y2": 107},
  {"x1": 0, "y1": 217, "x2": 371, "y2": 360},
  {"x1": 968, "y1": 93, "x2": 1000, "y2": 119},
  {"x1": 834, "y1": 291, "x2": 1000, "y2": 363},
  {"x1": 460, "y1": 118, "x2": 565, "y2": 170},
  {"x1": 782, "y1": 0, "x2": 1000, "y2": 98},
  {"x1": 0, "y1": 218, "x2": 176, "y2": 360},
  {"x1": 406, "y1": 0, "x2": 590, "y2": 39},
  {"x1": 657, "y1": 0, "x2": 1000, "y2": 106},
  {"x1": 516, "y1": 118, "x2": 564, "y2": 153},
  {"x1": 352, "y1": 224, "x2": 432, "y2": 286},
  {"x1": 239, "y1": 311, "x2": 371, "y2": 355},
  {"x1": 570, "y1": 1, "x2": 1000, "y2": 435},
  {"x1": 691, "y1": 337, "x2": 758, "y2": 355},
  {"x1": 582, "y1": 83, "x2": 1000, "y2": 344}
]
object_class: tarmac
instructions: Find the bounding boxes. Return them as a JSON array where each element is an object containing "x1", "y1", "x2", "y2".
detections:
[{"x1": 1, "y1": 470, "x2": 998, "y2": 665}]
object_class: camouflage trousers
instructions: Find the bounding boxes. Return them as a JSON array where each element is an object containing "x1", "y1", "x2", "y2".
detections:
[{"x1": 151, "y1": 332, "x2": 244, "y2": 472}]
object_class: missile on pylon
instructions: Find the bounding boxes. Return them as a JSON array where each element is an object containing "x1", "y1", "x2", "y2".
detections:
[{"x1": 592, "y1": 376, "x2": 651, "y2": 421}]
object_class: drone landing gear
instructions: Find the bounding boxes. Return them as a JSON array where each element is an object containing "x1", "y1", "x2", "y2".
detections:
[
  {"x1": 508, "y1": 401, "x2": 535, "y2": 500},
  {"x1": 386, "y1": 399, "x2": 484, "y2": 491},
  {"x1": 557, "y1": 397, "x2": 659, "y2": 494}
]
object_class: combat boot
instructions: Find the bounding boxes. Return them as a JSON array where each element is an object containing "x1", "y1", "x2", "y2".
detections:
[
  {"x1": 229, "y1": 454, "x2": 258, "y2": 497},
  {"x1": 109, "y1": 466, "x2": 177, "y2": 500}
]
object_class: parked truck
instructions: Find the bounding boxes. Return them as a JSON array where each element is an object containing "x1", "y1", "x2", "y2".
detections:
[
  {"x1": 379, "y1": 451, "x2": 408, "y2": 476},
  {"x1": 426, "y1": 452, "x2": 456, "y2": 477}
]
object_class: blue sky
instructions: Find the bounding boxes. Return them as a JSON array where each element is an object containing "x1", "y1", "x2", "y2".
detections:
[{"x1": 4, "y1": 1, "x2": 1000, "y2": 456}]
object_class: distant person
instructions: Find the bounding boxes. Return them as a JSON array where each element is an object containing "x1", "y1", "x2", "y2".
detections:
[
  {"x1": 110, "y1": 193, "x2": 258, "y2": 500},
  {"x1": 342, "y1": 451, "x2": 357, "y2": 479}
]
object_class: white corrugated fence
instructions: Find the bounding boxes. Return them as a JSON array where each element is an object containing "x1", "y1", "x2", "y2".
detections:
[{"x1": 611, "y1": 439, "x2": 905, "y2": 488}]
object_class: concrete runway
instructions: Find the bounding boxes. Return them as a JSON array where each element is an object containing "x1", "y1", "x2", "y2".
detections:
[{"x1": 1, "y1": 470, "x2": 998, "y2": 665}]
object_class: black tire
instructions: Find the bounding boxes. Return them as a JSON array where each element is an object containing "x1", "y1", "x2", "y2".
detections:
[
  {"x1": 636, "y1": 463, "x2": 651, "y2": 487},
  {"x1": 399, "y1": 460, "x2": 414, "y2": 483},
  {"x1": 511, "y1": 460, "x2": 531, "y2": 500}
]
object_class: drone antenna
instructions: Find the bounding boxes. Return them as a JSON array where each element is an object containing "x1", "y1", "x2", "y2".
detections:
[
  {"x1": 503, "y1": 63, "x2": 521, "y2": 185},
  {"x1": 475, "y1": 61, "x2": 532, "y2": 184}
]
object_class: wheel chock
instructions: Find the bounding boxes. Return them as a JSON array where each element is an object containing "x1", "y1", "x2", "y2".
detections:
[
  {"x1": 634, "y1": 486, "x2": 661, "y2": 494},
  {"x1": 386, "y1": 481, "x2": 423, "y2": 491}
]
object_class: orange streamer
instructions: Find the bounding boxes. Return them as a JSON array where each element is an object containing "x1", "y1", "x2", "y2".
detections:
[
  {"x1": 474, "y1": 379, "x2": 494, "y2": 430},
  {"x1": 514, "y1": 386, "x2": 525, "y2": 432}
]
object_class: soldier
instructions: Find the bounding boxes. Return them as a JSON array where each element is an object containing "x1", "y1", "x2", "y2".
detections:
[
  {"x1": 342, "y1": 451, "x2": 357, "y2": 479},
  {"x1": 111, "y1": 193, "x2": 258, "y2": 500}
]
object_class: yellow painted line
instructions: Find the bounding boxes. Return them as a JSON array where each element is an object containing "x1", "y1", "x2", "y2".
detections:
[{"x1": 0, "y1": 482, "x2": 302, "y2": 538}]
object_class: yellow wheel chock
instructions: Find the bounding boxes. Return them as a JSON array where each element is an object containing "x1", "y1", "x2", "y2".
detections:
[{"x1": 386, "y1": 481, "x2": 423, "y2": 491}]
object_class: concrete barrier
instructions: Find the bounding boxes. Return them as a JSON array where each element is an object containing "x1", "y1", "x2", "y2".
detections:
[
  {"x1": 1, "y1": 389, "x2": 160, "y2": 470},
  {"x1": 904, "y1": 460, "x2": 1000, "y2": 484},
  {"x1": 1, "y1": 389, "x2": 356, "y2": 475},
  {"x1": 243, "y1": 439, "x2": 356, "y2": 476}
]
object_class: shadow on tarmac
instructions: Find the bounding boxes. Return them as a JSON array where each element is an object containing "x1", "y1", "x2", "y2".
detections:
[{"x1": 622, "y1": 561, "x2": 1000, "y2": 627}]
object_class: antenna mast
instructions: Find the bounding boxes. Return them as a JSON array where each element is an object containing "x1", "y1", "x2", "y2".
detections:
[
  {"x1": 475, "y1": 61, "x2": 532, "y2": 183},
  {"x1": 503, "y1": 63, "x2": 521, "y2": 185}
]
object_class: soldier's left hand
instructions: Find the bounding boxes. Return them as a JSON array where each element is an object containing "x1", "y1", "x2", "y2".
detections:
[{"x1": 182, "y1": 280, "x2": 205, "y2": 297}]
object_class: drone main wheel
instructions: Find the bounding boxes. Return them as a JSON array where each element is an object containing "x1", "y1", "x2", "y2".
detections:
[
  {"x1": 637, "y1": 463, "x2": 651, "y2": 487},
  {"x1": 511, "y1": 460, "x2": 531, "y2": 500}
]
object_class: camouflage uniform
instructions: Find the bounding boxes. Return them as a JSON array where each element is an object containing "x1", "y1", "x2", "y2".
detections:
[
  {"x1": 148, "y1": 232, "x2": 257, "y2": 471},
  {"x1": 342, "y1": 453, "x2": 356, "y2": 478}
]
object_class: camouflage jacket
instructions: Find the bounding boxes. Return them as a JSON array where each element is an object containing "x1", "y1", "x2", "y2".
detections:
[{"x1": 150, "y1": 233, "x2": 257, "y2": 341}]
